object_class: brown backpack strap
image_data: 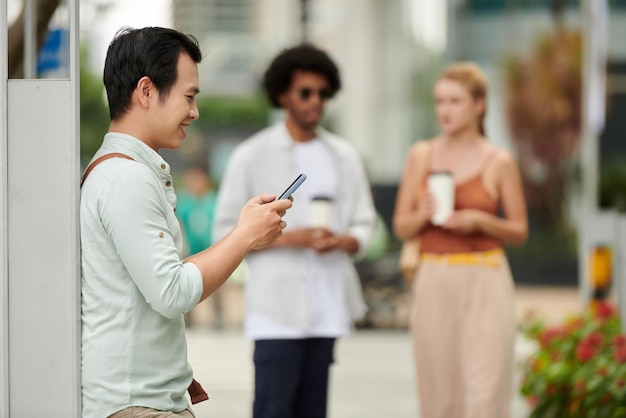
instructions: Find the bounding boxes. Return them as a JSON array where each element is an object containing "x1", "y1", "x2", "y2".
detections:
[
  {"x1": 80, "y1": 153, "x2": 134, "y2": 187},
  {"x1": 188, "y1": 378, "x2": 209, "y2": 404}
]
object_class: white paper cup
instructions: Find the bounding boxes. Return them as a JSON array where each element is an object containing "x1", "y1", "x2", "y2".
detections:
[
  {"x1": 427, "y1": 172, "x2": 454, "y2": 225},
  {"x1": 310, "y1": 197, "x2": 333, "y2": 228}
]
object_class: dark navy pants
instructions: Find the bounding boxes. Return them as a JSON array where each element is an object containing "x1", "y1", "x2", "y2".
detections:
[{"x1": 253, "y1": 338, "x2": 336, "y2": 418}]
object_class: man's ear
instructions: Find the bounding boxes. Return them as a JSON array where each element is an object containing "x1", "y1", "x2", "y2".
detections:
[
  {"x1": 277, "y1": 91, "x2": 288, "y2": 108},
  {"x1": 136, "y1": 76, "x2": 153, "y2": 108}
]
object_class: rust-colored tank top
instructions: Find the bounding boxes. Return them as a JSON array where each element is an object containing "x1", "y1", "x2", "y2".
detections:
[{"x1": 419, "y1": 145, "x2": 502, "y2": 254}]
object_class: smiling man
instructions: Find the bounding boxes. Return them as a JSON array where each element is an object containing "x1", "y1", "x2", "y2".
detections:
[
  {"x1": 80, "y1": 27, "x2": 292, "y2": 418},
  {"x1": 214, "y1": 44, "x2": 377, "y2": 418}
]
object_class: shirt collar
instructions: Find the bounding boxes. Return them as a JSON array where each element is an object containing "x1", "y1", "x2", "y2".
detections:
[
  {"x1": 276, "y1": 121, "x2": 328, "y2": 149},
  {"x1": 100, "y1": 132, "x2": 171, "y2": 173}
]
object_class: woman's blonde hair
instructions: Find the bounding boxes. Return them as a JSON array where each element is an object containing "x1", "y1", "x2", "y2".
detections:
[{"x1": 439, "y1": 61, "x2": 488, "y2": 136}]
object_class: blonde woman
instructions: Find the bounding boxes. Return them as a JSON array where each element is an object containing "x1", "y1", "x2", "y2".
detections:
[{"x1": 393, "y1": 62, "x2": 528, "y2": 418}]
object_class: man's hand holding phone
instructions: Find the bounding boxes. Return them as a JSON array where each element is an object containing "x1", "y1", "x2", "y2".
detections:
[
  {"x1": 234, "y1": 174, "x2": 308, "y2": 250},
  {"x1": 236, "y1": 194, "x2": 292, "y2": 251}
]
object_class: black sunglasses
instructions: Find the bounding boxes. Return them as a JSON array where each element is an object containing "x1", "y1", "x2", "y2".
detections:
[{"x1": 298, "y1": 87, "x2": 332, "y2": 101}]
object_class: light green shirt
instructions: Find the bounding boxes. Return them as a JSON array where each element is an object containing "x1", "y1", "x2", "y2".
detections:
[{"x1": 80, "y1": 133, "x2": 203, "y2": 418}]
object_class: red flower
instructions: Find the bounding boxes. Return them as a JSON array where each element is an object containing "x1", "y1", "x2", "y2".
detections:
[
  {"x1": 521, "y1": 297, "x2": 626, "y2": 413},
  {"x1": 585, "y1": 331, "x2": 604, "y2": 348},
  {"x1": 593, "y1": 301, "x2": 616, "y2": 320},
  {"x1": 614, "y1": 345, "x2": 626, "y2": 363},
  {"x1": 576, "y1": 342, "x2": 596, "y2": 362},
  {"x1": 614, "y1": 334, "x2": 626, "y2": 348},
  {"x1": 539, "y1": 325, "x2": 566, "y2": 347}
]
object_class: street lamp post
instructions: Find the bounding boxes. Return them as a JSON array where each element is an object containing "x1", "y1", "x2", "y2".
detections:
[{"x1": 301, "y1": 0, "x2": 309, "y2": 43}]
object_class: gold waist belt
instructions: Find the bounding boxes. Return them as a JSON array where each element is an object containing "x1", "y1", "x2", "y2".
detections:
[{"x1": 421, "y1": 248, "x2": 504, "y2": 268}]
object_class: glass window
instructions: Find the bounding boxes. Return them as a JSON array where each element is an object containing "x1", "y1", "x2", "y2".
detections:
[{"x1": 7, "y1": 0, "x2": 69, "y2": 79}]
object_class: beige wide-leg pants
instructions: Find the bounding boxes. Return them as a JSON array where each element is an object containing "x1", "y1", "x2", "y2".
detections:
[{"x1": 410, "y1": 251, "x2": 515, "y2": 418}]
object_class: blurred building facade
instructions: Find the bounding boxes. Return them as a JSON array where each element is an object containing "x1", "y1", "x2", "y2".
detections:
[
  {"x1": 172, "y1": 0, "x2": 264, "y2": 95},
  {"x1": 170, "y1": 0, "x2": 419, "y2": 187},
  {"x1": 166, "y1": 0, "x2": 626, "y2": 243},
  {"x1": 168, "y1": 0, "x2": 626, "y2": 181},
  {"x1": 448, "y1": 0, "x2": 626, "y2": 160}
]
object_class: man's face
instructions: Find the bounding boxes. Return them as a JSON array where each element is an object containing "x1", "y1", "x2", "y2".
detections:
[
  {"x1": 279, "y1": 70, "x2": 331, "y2": 132},
  {"x1": 146, "y1": 52, "x2": 200, "y2": 151}
]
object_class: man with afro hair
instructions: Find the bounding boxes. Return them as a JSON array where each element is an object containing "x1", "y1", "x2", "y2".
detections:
[{"x1": 214, "y1": 44, "x2": 377, "y2": 418}]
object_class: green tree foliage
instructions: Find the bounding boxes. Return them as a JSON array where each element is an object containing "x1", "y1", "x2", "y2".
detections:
[
  {"x1": 520, "y1": 302, "x2": 626, "y2": 417},
  {"x1": 194, "y1": 95, "x2": 270, "y2": 131},
  {"x1": 503, "y1": 28, "x2": 582, "y2": 231},
  {"x1": 79, "y1": 47, "x2": 109, "y2": 166},
  {"x1": 78, "y1": 51, "x2": 270, "y2": 170}
]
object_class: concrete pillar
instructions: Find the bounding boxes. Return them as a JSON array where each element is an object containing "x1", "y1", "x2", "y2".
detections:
[
  {"x1": 1, "y1": 1, "x2": 81, "y2": 416},
  {"x1": 1, "y1": 3, "x2": 9, "y2": 417}
]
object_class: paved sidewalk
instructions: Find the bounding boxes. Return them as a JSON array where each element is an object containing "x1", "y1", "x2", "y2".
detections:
[
  {"x1": 186, "y1": 285, "x2": 581, "y2": 418},
  {"x1": 187, "y1": 329, "x2": 418, "y2": 418}
]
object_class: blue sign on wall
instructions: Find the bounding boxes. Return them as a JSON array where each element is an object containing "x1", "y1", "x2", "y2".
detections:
[{"x1": 37, "y1": 28, "x2": 69, "y2": 76}]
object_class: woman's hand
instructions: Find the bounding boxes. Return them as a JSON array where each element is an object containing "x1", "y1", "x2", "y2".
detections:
[{"x1": 442, "y1": 209, "x2": 486, "y2": 234}]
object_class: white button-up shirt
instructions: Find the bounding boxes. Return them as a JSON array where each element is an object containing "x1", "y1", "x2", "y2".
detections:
[
  {"x1": 213, "y1": 122, "x2": 377, "y2": 336},
  {"x1": 80, "y1": 132, "x2": 203, "y2": 418}
]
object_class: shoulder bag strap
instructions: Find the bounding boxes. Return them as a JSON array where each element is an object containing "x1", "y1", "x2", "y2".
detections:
[{"x1": 80, "y1": 153, "x2": 134, "y2": 187}]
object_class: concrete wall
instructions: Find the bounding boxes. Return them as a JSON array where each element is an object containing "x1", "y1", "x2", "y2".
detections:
[{"x1": 1, "y1": 1, "x2": 81, "y2": 416}]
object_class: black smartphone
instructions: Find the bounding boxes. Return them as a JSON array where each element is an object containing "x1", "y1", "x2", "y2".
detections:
[{"x1": 277, "y1": 173, "x2": 307, "y2": 200}]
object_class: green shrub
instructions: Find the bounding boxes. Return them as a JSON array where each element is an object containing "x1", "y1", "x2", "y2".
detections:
[{"x1": 520, "y1": 301, "x2": 626, "y2": 417}]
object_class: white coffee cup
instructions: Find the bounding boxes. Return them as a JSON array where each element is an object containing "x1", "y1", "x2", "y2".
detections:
[
  {"x1": 310, "y1": 196, "x2": 333, "y2": 228},
  {"x1": 427, "y1": 171, "x2": 454, "y2": 226}
]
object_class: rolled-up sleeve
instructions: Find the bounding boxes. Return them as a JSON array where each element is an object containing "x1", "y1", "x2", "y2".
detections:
[{"x1": 101, "y1": 164, "x2": 203, "y2": 318}]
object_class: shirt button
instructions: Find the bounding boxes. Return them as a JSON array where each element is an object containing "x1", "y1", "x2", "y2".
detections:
[
  {"x1": 165, "y1": 181, "x2": 171, "y2": 187},
  {"x1": 161, "y1": 164, "x2": 166, "y2": 169},
  {"x1": 159, "y1": 232, "x2": 164, "y2": 238}
]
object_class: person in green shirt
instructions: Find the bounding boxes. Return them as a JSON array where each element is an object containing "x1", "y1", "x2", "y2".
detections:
[
  {"x1": 176, "y1": 164, "x2": 224, "y2": 328},
  {"x1": 176, "y1": 165, "x2": 218, "y2": 256}
]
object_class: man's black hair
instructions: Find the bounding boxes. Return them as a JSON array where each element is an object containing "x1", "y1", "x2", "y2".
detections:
[
  {"x1": 262, "y1": 44, "x2": 341, "y2": 108},
  {"x1": 103, "y1": 26, "x2": 202, "y2": 120}
]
